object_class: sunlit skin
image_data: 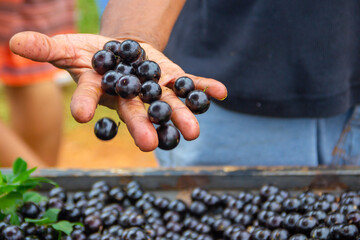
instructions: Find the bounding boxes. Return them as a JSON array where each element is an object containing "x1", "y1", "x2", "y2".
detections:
[{"x1": 9, "y1": 32, "x2": 227, "y2": 151}]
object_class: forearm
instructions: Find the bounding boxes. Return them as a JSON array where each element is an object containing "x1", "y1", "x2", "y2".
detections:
[
  {"x1": 100, "y1": 0, "x2": 186, "y2": 51},
  {"x1": 0, "y1": 120, "x2": 48, "y2": 168}
]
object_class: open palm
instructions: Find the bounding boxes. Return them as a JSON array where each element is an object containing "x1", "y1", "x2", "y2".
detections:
[{"x1": 10, "y1": 32, "x2": 227, "y2": 151}]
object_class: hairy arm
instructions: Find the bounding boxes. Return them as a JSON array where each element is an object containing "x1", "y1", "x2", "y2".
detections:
[{"x1": 100, "y1": 0, "x2": 186, "y2": 51}]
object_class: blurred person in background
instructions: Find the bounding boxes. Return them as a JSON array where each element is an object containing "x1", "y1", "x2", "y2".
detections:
[
  {"x1": 8, "y1": 0, "x2": 360, "y2": 167},
  {"x1": 0, "y1": 0, "x2": 75, "y2": 167}
]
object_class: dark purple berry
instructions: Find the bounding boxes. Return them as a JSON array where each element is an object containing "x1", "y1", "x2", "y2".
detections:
[
  {"x1": 310, "y1": 226, "x2": 330, "y2": 240},
  {"x1": 173, "y1": 76, "x2": 195, "y2": 98},
  {"x1": 101, "y1": 70, "x2": 122, "y2": 95},
  {"x1": 231, "y1": 230, "x2": 251, "y2": 240},
  {"x1": 49, "y1": 187, "x2": 67, "y2": 201},
  {"x1": 191, "y1": 187, "x2": 208, "y2": 202},
  {"x1": 289, "y1": 234, "x2": 308, "y2": 240},
  {"x1": 186, "y1": 90, "x2": 210, "y2": 114},
  {"x1": 148, "y1": 100, "x2": 172, "y2": 124},
  {"x1": 168, "y1": 199, "x2": 187, "y2": 216},
  {"x1": 115, "y1": 62, "x2": 135, "y2": 75},
  {"x1": 103, "y1": 40, "x2": 122, "y2": 56},
  {"x1": 190, "y1": 201, "x2": 208, "y2": 217},
  {"x1": 325, "y1": 212, "x2": 346, "y2": 226},
  {"x1": 339, "y1": 224, "x2": 359, "y2": 239},
  {"x1": 131, "y1": 48, "x2": 147, "y2": 67},
  {"x1": 2, "y1": 226, "x2": 24, "y2": 240},
  {"x1": 115, "y1": 74, "x2": 141, "y2": 99},
  {"x1": 94, "y1": 117, "x2": 118, "y2": 141},
  {"x1": 92, "y1": 50, "x2": 117, "y2": 75},
  {"x1": 251, "y1": 228, "x2": 271, "y2": 240},
  {"x1": 260, "y1": 184, "x2": 279, "y2": 201},
  {"x1": 140, "y1": 80, "x2": 162, "y2": 103},
  {"x1": 119, "y1": 40, "x2": 142, "y2": 63},
  {"x1": 46, "y1": 197, "x2": 64, "y2": 209},
  {"x1": 136, "y1": 60, "x2": 161, "y2": 83},
  {"x1": 19, "y1": 202, "x2": 40, "y2": 219},
  {"x1": 296, "y1": 216, "x2": 318, "y2": 236},
  {"x1": 156, "y1": 123, "x2": 180, "y2": 150},
  {"x1": 234, "y1": 212, "x2": 253, "y2": 226},
  {"x1": 270, "y1": 228, "x2": 289, "y2": 240},
  {"x1": 92, "y1": 180, "x2": 111, "y2": 192},
  {"x1": 84, "y1": 215, "x2": 102, "y2": 234}
]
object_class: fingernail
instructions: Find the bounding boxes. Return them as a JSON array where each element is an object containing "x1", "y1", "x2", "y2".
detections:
[{"x1": 220, "y1": 93, "x2": 228, "y2": 101}]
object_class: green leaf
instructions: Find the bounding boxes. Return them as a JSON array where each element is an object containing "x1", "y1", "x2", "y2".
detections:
[
  {"x1": 51, "y1": 221, "x2": 75, "y2": 235},
  {"x1": 0, "y1": 170, "x2": 3, "y2": 185},
  {"x1": 25, "y1": 208, "x2": 60, "y2": 225},
  {"x1": 12, "y1": 167, "x2": 37, "y2": 183},
  {"x1": 23, "y1": 192, "x2": 47, "y2": 203},
  {"x1": 25, "y1": 217, "x2": 52, "y2": 224},
  {"x1": 15, "y1": 182, "x2": 39, "y2": 195},
  {"x1": 43, "y1": 208, "x2": 60, "y2": 223},
  {"x1": 0, "y1": 185, "x2": 19, "y2": 196},
  {"x1": 2, "y1": 174, "x2": 11, "y2": 184},
  {"x1": 0, "y1": 192, "x2": 22, "y2": 210},
  {"x1": 30, "y1": 177, "x2": 58, "y2": 187},
  {"x1": 9, "y1": 212, "x2": 20, "y2": 225},
  {"x1": 12, "y1": 158, "x2": 27, "y2": 175}
]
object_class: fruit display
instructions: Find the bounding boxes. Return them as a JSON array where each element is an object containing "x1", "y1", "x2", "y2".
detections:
[
  {"x1": 92, "y1": 39, "x2": 210, "y2": 150},
  {"x1": 2, "y1": 159, "x2": 360, "y2": 239}
]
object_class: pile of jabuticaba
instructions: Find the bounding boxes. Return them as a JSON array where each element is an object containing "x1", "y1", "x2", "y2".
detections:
[
  {"x1": 92, "y1": 40, "x2": 210, "y2": 150},
  {"x1": 2, "y1": 166, "x2": 360, "y2": 240}
]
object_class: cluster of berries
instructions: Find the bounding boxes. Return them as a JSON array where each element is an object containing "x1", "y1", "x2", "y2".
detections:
[{"x1": 92, "y1": 40, "x2": 210, "y2": 150}]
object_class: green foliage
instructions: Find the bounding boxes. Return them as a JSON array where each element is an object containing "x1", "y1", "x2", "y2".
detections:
[
  {"x1": 25, "y1": 208, "x2": 60, "y2": 224},
  {"x1": 25, "y1": 208, "x2": 82, "y2": 236},
  {"x1": 76, "y1": 0, "x2": 100, "y2": 33},
  {"x1": 52, "y1": 221, "x2": 80, "y2": 236},
  {"x1": 0, "y1": 158, "x2": 56, "y2": 225},
  {"x1": 0, "y1": 158, "x2": 80, "y2": 236}
]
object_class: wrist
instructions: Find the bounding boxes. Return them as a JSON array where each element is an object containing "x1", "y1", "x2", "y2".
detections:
[
  {"x1": 99, "y1": 30, "x2": 164, "y2": 51},
  {"x1": 99, "y1": 0, "x2": 185, "y2": 52}
]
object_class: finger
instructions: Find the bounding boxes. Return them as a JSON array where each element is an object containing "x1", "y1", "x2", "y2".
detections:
[
  {"x1": 188, "y1": 74, "x2": 228, "y2": 100},
  {"x1": 9, "y1": 31, "x2": 74, "y2": 63},
  {"x1": 70, "y1": 70, "x2": 103, "y2": 123},
  {"x1": 161, "y1": 87, "x2": 200, "y2": 141},
  {"x1": 141, "y1": 43, "x2": 227, "y2": 100},
  {"x1": 117, "y1": 97, "x2": 158, "y2": 152}
]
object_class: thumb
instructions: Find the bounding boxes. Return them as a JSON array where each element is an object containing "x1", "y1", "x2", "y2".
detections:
[{"x1": 9, "y1": 31, "x2": 72, "y2": 63}]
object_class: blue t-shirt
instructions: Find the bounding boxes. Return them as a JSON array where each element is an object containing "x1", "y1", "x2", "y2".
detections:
[{"x1": 165, "y1": 0, "x2": 360, "y2": 118}]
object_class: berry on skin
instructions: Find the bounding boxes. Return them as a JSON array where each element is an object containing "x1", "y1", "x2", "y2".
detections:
[
  {"x1": 92, "y1": 50, "x2": 117, "y2": 75},
  {"x1": 140, "y1": 80, "x2": 162, "y2": 104},
  {"x1": 186, "y1": 90, "x2": 210, "y2": 114},
  {"x1": 131, "y1": 48, "x2": 147, "y2": 67},
  {"x1": 115, "y1": 74, "x2": 141, "y2": 99},
  {"x1": 101, "y1": 70, "x2": 122, "y2": 95},
  {"x1": 94, "y1": 117, "x2": 119, "y2": 141},
  {"x1": 173, "y1": 76, "x2": 195, "y2": 98},
  {"x1": 119, "y1": 39, "x2": 142, "y2": 63},
  {"x1": 115, "y1": 62, "x2": 135, "y2": 75},
  {"x1": 136, "y1": 60, "x2": 161, "y2": 84},
  {"x1": 103, "y1": 40, "x2": 122, "y2": 56},
  {"x1": 156, "y1": 124, "x2": 180, "y2": 150},
  {"x1": 148, "y1": 100, "x2": 172, "y2": 125}
]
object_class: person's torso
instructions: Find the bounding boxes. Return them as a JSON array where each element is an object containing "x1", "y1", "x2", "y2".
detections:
[{"x1": 165, "y1": 0, "x2": 360, "y2": 117}]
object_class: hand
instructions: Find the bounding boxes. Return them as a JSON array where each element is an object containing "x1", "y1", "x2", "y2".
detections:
[{"x1": 9, "y1": 31, "x2": 227, "y2": 151}]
